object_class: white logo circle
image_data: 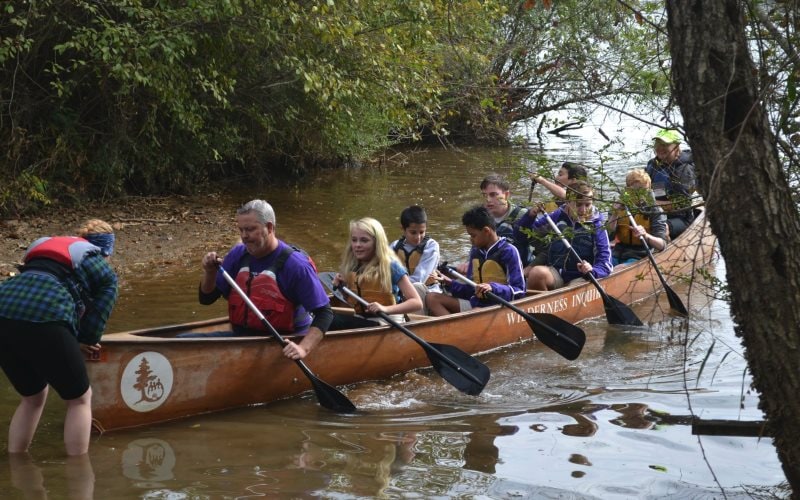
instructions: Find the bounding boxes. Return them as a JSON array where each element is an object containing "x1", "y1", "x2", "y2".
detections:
[{"x1": 120, "y1": 352, "x2": 174, "y2": 412}]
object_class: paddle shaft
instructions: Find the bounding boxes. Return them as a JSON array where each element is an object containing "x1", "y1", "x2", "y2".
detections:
[
  {"x1": 337, "y1": 285, "x2": 486, "y2": 387},
  {"x1": 443, "y1": 267, "x2": 580, "y2": 349},
  {"x1": 542, "y1": 212, "x2": 643, "y2": 326},
  {"x1": 543, "y1": 215, "x2": 601, "y2": 285},
  {"x1": 624, "y1": 207, "x2": 688, "y2": 315},
  {"x1": 217, "y1": 265, "x2": 356, "y2": 412},
  {"x1": 528, "y1": 176, "x2": 537, "y2": 202}
]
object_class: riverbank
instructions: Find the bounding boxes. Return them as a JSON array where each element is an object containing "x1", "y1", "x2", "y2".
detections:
[{"x1": 0, "y1": 194, "x2": 238, "y2": 279}]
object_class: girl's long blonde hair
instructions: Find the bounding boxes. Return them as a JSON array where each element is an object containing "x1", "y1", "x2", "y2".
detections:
[{"x1": 340, "y1": 217, "x2": 398, "y2": 291}]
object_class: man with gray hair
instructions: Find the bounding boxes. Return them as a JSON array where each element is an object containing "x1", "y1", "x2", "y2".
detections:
[{"x1": 197, "y1": 199, "x2": 333, "y2": 360}]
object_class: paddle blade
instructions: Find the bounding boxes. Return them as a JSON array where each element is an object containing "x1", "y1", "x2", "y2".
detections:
[
  {"x1": 602, "y1": 295, "x2": 644, "y2": 326},
  {"x1": 526, "y1": 313, "x2": 586, "y2": 361},
  {"x1": 308, "y1": 374, "x2": 357, "y2": 413},
  {"x1": 643, "y1": 240, "x2": 689, "y2": 316},
  {"x1": 664, "y1": 286, "x2": 689, "y2": 316},
  {"x1": 426, "y1": 343, "x2": 490, "y2": 396}
]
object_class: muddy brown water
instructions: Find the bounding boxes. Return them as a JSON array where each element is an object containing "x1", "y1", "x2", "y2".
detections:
[{"x1": 0, "y1": 141, "x2": 787, "y2": 498}]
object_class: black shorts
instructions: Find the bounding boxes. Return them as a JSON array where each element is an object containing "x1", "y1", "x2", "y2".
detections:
[
  {"x1": 0, "y1": 318, "x2": 90, "y2": 400},
  {"x1": 667, "y1": 217, "x2": 690, "y2": 239}
]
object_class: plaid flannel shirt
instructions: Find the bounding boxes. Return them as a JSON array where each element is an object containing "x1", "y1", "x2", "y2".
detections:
[{"x1": 0, "y1": 252, "x2": 118, "y2": 344}]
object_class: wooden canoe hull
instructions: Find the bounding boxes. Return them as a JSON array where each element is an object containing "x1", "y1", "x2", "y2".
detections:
[{"x1": 87, "y1": 209, "x2": 716, "y2": 432}]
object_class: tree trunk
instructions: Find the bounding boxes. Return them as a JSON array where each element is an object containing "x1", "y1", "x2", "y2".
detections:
[{"x1": 666, "y1": 0, "x2": 800, "y2": 491}]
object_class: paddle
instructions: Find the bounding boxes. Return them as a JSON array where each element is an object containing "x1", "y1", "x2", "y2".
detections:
[
  {"x1": 217, "y1": 265, "x2": 357, "y2": 413},
  {"x1": 624, "y1": 206, "x2": 688, "y2": 316},
  {"x1": 437, "y1": 264, "x2": 586, "y2": 361},
  {"x1": 318, "y1": 271, "x2": 346, "y2": 303},
  {"x1": 528, "y1": 175, "x2": 537, "y2": 202},
  {"x1": 542, "y1": 212, "x2": 643, "y2": 326},
  {"x1": 335, "y1": 284, "x2": 490, "y2": 396}
]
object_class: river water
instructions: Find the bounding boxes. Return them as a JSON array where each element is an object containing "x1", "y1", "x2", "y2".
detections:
[{"x1": 0, "y1": 120, "x2": 788, "y2": 498}]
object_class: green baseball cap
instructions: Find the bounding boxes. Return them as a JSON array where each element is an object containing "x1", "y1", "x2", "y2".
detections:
[{"x1": 654, "y1": 129, "x2": 681, "y2": 144}]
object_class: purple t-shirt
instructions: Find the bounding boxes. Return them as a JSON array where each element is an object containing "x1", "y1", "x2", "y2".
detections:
[{"x1": 217, "y1": 241, "x2": 329, "y2": 333}]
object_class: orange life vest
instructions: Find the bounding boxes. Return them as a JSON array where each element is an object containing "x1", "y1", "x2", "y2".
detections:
[
  {"x1": 614, "y1": 209, "x2": 651, "y2": 246},
  {"x1": 345, "y1": 271, "x2": 396, "y2": 314}
]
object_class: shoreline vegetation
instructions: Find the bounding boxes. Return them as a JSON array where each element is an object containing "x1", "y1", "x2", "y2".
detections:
[
  {"x1": 0, "y1": 194, "x2": 237, "y2": 282},
  {"x1": 0, "y1": 2, "x2": 668, "y2": 218}
]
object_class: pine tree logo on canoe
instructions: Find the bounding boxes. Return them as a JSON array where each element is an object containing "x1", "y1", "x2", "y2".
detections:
[{"x1": 121, "y1": 352, "x2": 174, "y2": 412}]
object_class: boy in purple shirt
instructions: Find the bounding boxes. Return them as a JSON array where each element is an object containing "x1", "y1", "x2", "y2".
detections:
[{"x1": 427, "y1": 206, "x2": 525, "y2": 316}]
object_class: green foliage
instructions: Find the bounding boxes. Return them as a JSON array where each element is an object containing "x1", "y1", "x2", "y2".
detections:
[
  {"x1": 744, "y1": 1, "x2": 800, "y2": 203},
  {"x1": 1, "y1": 0, "x2": 500, "y2": 213},
  {"x1": 0, "y1": 172, "x2": 51, "y2": 216},
  {"x1": 4, "y1": 0, "x2": 793, "y2": 215},
  {"x1": 431, "y1": 0, "x2": 673, "y2": 144}
]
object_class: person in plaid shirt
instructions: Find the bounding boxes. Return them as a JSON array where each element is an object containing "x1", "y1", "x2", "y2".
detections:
[{"x1": 0, "y1": 219, "x2": 118, "y2": 456}]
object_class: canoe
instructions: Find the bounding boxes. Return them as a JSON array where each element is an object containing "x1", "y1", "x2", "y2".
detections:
[{"x1": 87, "y1": 208, "x2": 716, "y2": 432}]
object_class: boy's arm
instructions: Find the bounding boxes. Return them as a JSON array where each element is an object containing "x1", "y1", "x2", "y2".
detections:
[
  {"x1": 489, "y1": 244, "x2": 526, "y2": 300},
  {"x1": 533, "y1": 175, "x2": 567, "y2": 200},
  {"x1": 530, "y1": 206, "x2": 564, "y2": 231},
  {"x1": 515, "y1": 206, "x2": 539, "y2": 230},
  {"x1": 649, "y1": 210, "x2": 669, "y2": 246},
  {"x1": 410, "y1": 240, "x2": 440, "y2": 284},
  {"x1": 590, "y1": 219, "x2": 613, "y2": 279}
]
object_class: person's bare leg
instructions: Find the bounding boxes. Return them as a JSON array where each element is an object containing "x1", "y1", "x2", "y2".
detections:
[
  {"x1": 8, "y1": 387, "x2": 48, "y2": 453},
  {"x1": 426, "y1": 293, "x2": 460, "y2": 316},
  {"x1": 64, "y1": 387, "x2": 92, "y2": 456},
  {"x1": 527, "y1": 266, "x2": 556, "y2": 291}
]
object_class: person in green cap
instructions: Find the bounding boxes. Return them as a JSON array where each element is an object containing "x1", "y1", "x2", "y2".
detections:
[{"x1": 644, "y1": 129, "x2": 697, "y2": 239}]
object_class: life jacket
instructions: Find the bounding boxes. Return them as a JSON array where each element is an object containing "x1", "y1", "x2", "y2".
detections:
[
  {"x1": 547, "y1": 217, "x2": 597, "y2": 273},
  {"x1": 645, "y1": 151, "x2": 694, "y2": 213},
  {"x1": 227, "y1": 245, "x2": 313, "y2": 333},
  {"x1": 22, "y1": 236, "x2": 101, "y2": 318},
  {"x1": 614, "y1": 208, "x2": 650, "y2": 246},
  {"x1": 24, "y1": 236, "x2": 98, "y2": 269},
  {"x1": 345, "y1": 270, "x2": 396, "y2": 314},
  {"x1": 471, "y1": 241, "x2": 509, "y2": 285},
  {"x1": 542, "y1": 200, "x2": 560, "y2": 213},
  {"x1": 393, "y1": 236, "x2": 437, "y2": 286},
  {"x1": 496, "y1": 204, "x2": 524, "y2": 240}
]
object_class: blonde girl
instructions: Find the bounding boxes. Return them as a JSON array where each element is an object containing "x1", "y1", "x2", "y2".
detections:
[{"x1": 330, "y1": 217, "x2": 422, "y2": 330}]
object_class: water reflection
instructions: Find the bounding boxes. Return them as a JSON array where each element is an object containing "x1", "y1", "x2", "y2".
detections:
[
  {"x1": 81, "y1": 380, "x2": 779, "y2": 499},
  {"x1": 7, "y1": 453, "x2": 95, "y2": 500},
  {"x1": 106, "y1": 423, "x2": 424, "y2": 498},
  {"x1": 463, "y1": 423, "x2": 519, "y2": 474},
  {"x1": 121, "y1": 438, "x2": 176, "y2": 484}
]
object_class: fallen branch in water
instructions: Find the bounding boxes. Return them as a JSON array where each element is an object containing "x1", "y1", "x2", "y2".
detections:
[
  {"x1": 691, "y1": 418, "x2": 769, "y2": 437},
  {"x1": 548, "y1": 121, "x2": 584, "y2": 135}
]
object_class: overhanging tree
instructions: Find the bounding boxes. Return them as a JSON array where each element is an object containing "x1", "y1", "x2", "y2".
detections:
[{"x1": 666, "y1": 0, "x2": 800, "y2": 491}]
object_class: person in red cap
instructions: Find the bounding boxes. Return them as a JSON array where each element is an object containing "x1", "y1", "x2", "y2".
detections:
[{"x1": 645, "y1": 129, "x2": 697, "y2": 239}]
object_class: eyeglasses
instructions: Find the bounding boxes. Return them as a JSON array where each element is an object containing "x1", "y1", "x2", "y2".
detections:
[{"x1": 481, "y1": 191, "x2": 506, "y2": 200}]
